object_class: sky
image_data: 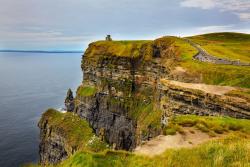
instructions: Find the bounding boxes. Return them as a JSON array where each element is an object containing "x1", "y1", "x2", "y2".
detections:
[{"x1": 0, "y1": 0, "x2": 249, "y2": 51}]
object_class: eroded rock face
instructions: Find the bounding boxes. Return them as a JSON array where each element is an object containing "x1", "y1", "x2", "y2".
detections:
[
  {"x1": 75, "y1": 55, "x2": 168, "y2": 150},
  {"x1": 159, "y1": 80, "x2": 250, "y2": 119},
  {"x1": 75, "y1": 93, "x2": 137, "y2": 150},
  {"x1": 38, "y1": 119, "x2": 69, "y2": 165}
]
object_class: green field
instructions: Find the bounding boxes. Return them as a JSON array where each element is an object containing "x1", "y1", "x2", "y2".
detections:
[
  {"x1": 187, "y1": 32, "x2": 250, "y2": 63},
  {"x1": 170, "y1": 34, "x2": 250, "y2": 88}
]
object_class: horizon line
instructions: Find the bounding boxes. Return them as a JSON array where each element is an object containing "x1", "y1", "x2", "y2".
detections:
[{"x1": 0, "y1": 49, "x2": 83, "y2": 53}]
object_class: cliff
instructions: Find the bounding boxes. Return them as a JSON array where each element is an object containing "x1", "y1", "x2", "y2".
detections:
[
  {"x1": 74, "y1": 37, "x2": 250, "y2": 151},
  {"x1": 38, "y1": 35, "x2": 250, "y2": 165},
  {"x1": 38, "y1": 109, "x2": 107, "y2": 165}
]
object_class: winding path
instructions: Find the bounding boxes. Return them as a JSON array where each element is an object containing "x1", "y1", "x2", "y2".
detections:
[{"x1": 184, "y1": 38, "x2": 250, "y2": 66}]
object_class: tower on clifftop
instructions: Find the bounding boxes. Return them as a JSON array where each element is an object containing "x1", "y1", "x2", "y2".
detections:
[{"x1": 105, "y1": 35, "x2": 112, "y2": 41}]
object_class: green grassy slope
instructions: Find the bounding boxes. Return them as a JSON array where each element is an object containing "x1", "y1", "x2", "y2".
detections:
[
  {"x1": 187, "y1": 32, "x2": 250, "y2": 63},
  {"x1": 171, "y1": 35, "x2": 250, "y2": 88}
]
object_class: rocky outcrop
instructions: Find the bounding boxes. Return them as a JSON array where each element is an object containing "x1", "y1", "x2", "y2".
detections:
[
  {"x1": 65, "y1": 88, "x2": 75, "y2": 112},
  {"x1": 38, "y1": 109, "x2": 95, "y2": 165},
  {"x1": 39, "y1": 121, "x2": 69, "y2": 165}
]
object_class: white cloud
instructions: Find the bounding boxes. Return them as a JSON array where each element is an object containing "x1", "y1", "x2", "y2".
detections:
[
  {"x1": 0, "y1": 27, "x2": 98, "y2": 50},
  {"x1": 196, "y1": 25, "x2": 234, "y2": 32},
  {"x1": 180, "y1": 0, "x2": 215, "y2": 9},
  {"x1": 180, "y1": 0, "x2": 250, "y2": 21}
]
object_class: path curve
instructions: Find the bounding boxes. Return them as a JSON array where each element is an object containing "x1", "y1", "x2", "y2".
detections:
[{"x1": 184, "y1": 38, "x2": 250, "y2": 66}]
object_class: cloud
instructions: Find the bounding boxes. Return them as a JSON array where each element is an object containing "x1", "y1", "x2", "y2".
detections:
[
  {"x1": 0, "y1": 27, "x2": 97, "y2": 50},
  {"x1": 180, "y1": 0, "x2": 250, "y2": 21},
  {"x1": 180, "y1": 0, "x2": 215, "y2": 9},
  {"x1": 196, "y1": 25, "x2": 234, "y2": 32},
  {"x1": 236, "y1": 13, "x2": 250, "y2": 21}
]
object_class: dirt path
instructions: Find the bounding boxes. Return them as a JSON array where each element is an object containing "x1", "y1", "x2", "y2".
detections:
[
  {"x1": 184, "y1": 38, "x2": 250, "y2": 66},
  {"x1": 161, "y1": 79, "x2": 235, "y2": 95},
  {"x1": 134, "y1": 128, "x2": 221, "y2": 157}
]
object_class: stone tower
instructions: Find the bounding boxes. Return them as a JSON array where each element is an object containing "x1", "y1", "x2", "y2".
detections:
[{"x1": 106, "y1": 35, "x2": 112, "y2": 41}]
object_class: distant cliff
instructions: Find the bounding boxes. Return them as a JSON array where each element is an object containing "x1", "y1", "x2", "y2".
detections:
[{"x1": 38, "y1": 35, "x2": 250, "y2": 165}]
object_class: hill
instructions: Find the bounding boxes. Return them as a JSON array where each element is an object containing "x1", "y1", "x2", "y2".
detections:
[{"x1": 187, "y1": 32, "x2": 250, "y2": 63}]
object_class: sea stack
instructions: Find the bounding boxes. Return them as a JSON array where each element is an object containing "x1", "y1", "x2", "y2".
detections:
[{"x1": 64, "y1": 88, "x2": 75, "y2": 112}]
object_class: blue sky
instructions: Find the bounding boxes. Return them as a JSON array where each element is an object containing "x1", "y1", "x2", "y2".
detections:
[{"x1": 0, "y1": 0, "x2": 249, "y2": 51}]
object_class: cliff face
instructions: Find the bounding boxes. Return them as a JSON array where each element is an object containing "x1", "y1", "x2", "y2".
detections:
[
  {"x1": 38, "y1": 109, "x2": 98, "y2": 165},
  {"x1": 39, "y1": 121, "x2": 69, "y2": 165},
  {"x1": 76, "y1": 53, "x2": 169, "y2": 150}
]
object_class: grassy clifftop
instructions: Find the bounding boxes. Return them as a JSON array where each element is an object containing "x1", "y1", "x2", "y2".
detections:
[{"x1": 84, "y1": 40, "x2": 153, "y2": 59}]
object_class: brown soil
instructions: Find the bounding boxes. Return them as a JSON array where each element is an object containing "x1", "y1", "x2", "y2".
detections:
[
  {"x1": 134, "y1": 127, "x2": 222, "y2": 157},
  {"x1": 162, "y1": 79, "x2": 235, "y2": 95}
]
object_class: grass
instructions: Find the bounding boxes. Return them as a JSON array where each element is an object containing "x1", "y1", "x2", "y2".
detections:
[
  {"x1": 76, "y1": 85, "x2": 97, "y2": 97},
  {"x1": 170, "y1": 115, "x2": 250, "y2": 135},
  {"x1": 39, "y1": 109, "x2": 107, "y2": 152},
  {"x1": 170, "y1": 34, "x2": 250, "y2": 88},
  {"x1": 84, "y1": 40, "x2": 153, "y2": 59},
  {"x1": 58, "y1": 134, "x2": 250, "y2": 167},
  {"x1": 187, "y1": 32, "x2": 250, "y2": 63}
]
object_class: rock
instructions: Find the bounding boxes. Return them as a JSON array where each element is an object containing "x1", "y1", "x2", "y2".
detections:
[{"x1": 65, "y1": 88, "x2": 75, "y2": 112}]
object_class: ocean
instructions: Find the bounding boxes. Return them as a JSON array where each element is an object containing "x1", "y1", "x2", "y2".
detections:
[{"x1": 0, "y1": 52, "x2": 82, "y2": 167}]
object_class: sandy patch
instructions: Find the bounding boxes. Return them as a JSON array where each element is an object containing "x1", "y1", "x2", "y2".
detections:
[
  {"x1": 134, "y1": 128, "x2": 221, "y2": 157},
  {"x1": 161, "y1": 79, "x2": 235, "y2": 95}
]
